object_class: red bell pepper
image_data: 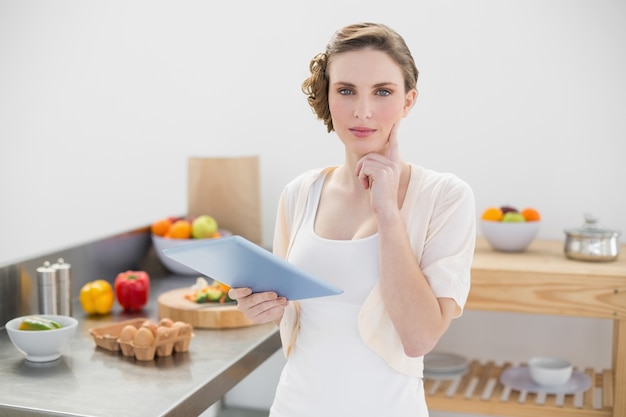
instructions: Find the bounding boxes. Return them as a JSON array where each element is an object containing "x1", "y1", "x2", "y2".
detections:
[{"x1": 114, "y1": 270, "x2": 150, "y2": 311}]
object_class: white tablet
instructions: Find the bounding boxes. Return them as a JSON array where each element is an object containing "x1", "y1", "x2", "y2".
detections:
[{"x1": 162, "y1": 235, "x2": 343, "y2": 300}]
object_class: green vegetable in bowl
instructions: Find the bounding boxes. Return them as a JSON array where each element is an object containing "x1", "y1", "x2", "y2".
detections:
[{"x1": 18, "y1": 316, "x2": 62, "y2": 331}]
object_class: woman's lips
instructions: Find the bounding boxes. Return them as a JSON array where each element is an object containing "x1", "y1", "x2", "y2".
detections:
[{"x1": 349, "y1": 127, "x2": 376, "y2": 138}]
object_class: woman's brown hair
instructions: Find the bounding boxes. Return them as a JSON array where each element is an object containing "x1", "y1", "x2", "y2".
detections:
[{"x1": 302, "y1": 23, "x2": 419, "y2": 132}]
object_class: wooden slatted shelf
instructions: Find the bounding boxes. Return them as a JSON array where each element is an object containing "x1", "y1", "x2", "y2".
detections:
[
  {"x1": 450, "y1": 239, "x2": 626, "y2": 417},
  {"x1": 425, "y1": 360, "x2": 613, "y2": 417}
]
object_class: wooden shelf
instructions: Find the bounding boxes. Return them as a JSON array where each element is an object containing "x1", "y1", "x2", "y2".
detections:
[
  {"x1": 433, "y1": 239, "x2": 626, "y2": 417},
  {"x1": 425, "y1": 360, "x2": 613, "y2": 417}
]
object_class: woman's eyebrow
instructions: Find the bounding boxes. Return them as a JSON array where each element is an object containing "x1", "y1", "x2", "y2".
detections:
[
  {"x1": 331, "y1": 81, "x2": 356, "y2": 87},
  {"x1": 373, "y1": 81, "x2": 399, "y2": 88},
  {"x1": 331, "y1": 81, "x2": 399, "y2": 88}
]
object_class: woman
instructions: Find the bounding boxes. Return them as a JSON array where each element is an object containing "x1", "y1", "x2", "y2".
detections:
[{"x1": 229, "y1": 22, "x2": 476, "y2": 416}]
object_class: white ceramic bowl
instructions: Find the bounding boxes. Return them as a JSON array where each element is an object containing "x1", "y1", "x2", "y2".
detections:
[
  {"x1": 528, "y1": 357, "x2": 573, "y2": 386},
  {"x1": 5, "y1": 314, "x2": 78, "y2": 362},
  {"x1": 480, "y1": 220, "x2": 540, "y2": 252},
  {"x1": 152, "y1": 230, "x2": 231, "y2": 276}
]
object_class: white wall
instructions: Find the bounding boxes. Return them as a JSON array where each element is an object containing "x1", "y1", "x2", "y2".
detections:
[
  {"x1": 1, "y1": 0, "x2": 625, "y2": 266},
  {"x1": 1, "y1": 1, "x2": 624, "y2": 415}
]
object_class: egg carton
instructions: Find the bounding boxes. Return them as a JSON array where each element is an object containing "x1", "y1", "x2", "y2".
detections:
[{"x1": 89, "y1": 318, "x2": 194, "y2": 361}]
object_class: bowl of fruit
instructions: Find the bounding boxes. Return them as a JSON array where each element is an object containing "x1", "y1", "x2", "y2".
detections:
[
  {"x1": 480, "y1": 205, "x2": 541, "y2": 252},
  {"x1": 151, "y1": 215, "x2": 231, "y2": 276},
  {"x1": 5, "y1": 314, "x2": 78, "y2": 362}
]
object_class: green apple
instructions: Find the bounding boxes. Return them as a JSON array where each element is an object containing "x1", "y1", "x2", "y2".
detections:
[
  {"x1": 191, "y1": 215, "x2": 218, "y2": 238},
  {"x1": 502, "y1": 212, "x2": 526, "y2": 223}
]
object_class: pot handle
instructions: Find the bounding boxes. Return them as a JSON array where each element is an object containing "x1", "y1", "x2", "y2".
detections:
[{"x1": 583, "y1": 213, "x2": 598, "y2": 229}]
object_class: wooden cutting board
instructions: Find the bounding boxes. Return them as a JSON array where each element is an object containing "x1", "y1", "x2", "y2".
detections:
[{"x1": 157, "y1": 288, "x2": 256, "y2": 329}]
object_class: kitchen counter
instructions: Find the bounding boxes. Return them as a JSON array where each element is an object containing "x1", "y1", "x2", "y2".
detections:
[{"x1": 0, "y1": 273, "x2": 281, "y2": 417}]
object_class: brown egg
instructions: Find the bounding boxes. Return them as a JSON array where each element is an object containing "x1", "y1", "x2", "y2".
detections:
[
  {"x1": 119, "y1": 325, "x2": 137, "y2": 342},
  {"x1": 141, "y1": 320, "x2": 157, "y2": 337},
  {"x1": 173, "y1": 321, "x2": 191, "y2": 336},
  {"x1": 134, "y1": 327, "x2": 155, "y2": 346},
  {"x1": 158, "y1": 318, "x2": 173, "y2": 328},
  {"x1": 156, "y1": 326, "x2": 172, "y2": 341}
]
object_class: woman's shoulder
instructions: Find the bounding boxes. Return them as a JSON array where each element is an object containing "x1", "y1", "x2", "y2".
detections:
[
  {"x1": 286, "y1": 167, "x2": 325, "y2": 188},
  {"x1": 284, "y1": 166, "x2": 335, "y2": 196},
  {"x1": 408, "y1": 163, "x2": 473, "y2": 196}
]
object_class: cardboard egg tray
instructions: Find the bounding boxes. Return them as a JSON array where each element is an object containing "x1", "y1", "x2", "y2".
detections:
[{"x1": 89, "y1": 318, "x2": 194, "y2": 361}]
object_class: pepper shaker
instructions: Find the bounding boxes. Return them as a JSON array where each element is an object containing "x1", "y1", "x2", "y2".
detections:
[
  {"x1": 52, "y1": 258, "x2": 72, "y2": 316},
  {"x1": 37, "y1": 261, "x2": 58, "y2": 314}
]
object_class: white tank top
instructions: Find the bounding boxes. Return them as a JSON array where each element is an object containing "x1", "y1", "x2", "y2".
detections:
[{"x1": 270, "y1": 176, "x2": 428, "y2": 417}]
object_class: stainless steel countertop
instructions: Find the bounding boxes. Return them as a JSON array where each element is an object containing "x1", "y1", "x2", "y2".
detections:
[{"x1": 0, "y1": 274, "x2": 281, "y2": 417}]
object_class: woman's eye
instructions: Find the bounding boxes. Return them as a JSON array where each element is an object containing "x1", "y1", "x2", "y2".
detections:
[
  {"x1": 376, "y1": 89, "x2": 391, "y2": 97},
  {"x1": 338, "y1": 88, "x2": 354, "y2": 95}
]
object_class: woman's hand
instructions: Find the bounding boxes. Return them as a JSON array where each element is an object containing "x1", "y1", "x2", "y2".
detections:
[
  {"x1": 228, "y1": 287, "x2": 288, "y2": 324},
  {"x1": 355, "y1": 121, "x2": 403, "y2": 214}
]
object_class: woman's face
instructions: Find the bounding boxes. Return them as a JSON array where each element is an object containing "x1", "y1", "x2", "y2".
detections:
[{"x1": 327, "y1": 48, "x2": 416, "y2": 158}]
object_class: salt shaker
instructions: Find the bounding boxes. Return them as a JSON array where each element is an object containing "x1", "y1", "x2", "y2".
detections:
[
  {"x1": 37, "y1": 261, "x2": 58, "y2": 314},
  {"x1": 52, "y1": 258, "x2": 72, "y2": 316}
]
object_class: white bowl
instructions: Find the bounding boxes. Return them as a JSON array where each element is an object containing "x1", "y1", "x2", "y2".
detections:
[
  {"x1": 480, "y1": 220, "x2": 540, "y2": 252},
  {"x1": 152, "y1": 230, "x2": 231, "y2": 276},
  {"x1": 528, "y1": 357, "x2": 573, "y2": 386},
  {"x1": 5, "y1": 314, "x2": 78, "y2": 362}
]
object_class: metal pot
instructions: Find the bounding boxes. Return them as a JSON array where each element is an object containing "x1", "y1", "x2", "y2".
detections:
[{"x1": 564, "y1": 214, "x2": 621, "y2": 262}]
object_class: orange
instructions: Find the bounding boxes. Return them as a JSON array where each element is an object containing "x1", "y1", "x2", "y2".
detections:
[
  {"x1": 168, "y1": 219, "x2": 192, "y2": 239},
  {"x1": 481, "y1": 207, "x2": 504, "y2": 221},
  {"x1": 151, "y1": 218, "x2": 172, "y2": 237},
  {"x1": 521, "y1": 208, "x2": 541, "y2": 222}
]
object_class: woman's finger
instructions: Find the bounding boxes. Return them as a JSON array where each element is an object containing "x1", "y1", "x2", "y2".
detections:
[
  {"x1": 228, "y1": 287, "x2": 252, "y2": 300},
  {"x1": 355, "y1": 159, "x2": 371, "y2": 189},
  {"x1": 387, "y1": 120, "x2": 401, "y2": 163}
]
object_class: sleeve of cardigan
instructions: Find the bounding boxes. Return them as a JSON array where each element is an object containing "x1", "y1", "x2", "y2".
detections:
[{"x1": 420, "y1": 175, "x2": 476, "y2": 317}]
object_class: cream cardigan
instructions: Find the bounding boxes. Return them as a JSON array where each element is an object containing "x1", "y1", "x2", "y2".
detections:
[{"x1": 274, "y1": 165, "x2": 476, "y2": 377}]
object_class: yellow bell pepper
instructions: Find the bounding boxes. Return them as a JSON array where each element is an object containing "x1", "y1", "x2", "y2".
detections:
[{"x1": 79, "y1": 279, "x2": 114, "y2": 314}]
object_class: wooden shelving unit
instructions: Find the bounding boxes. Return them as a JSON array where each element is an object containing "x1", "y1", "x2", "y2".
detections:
[
  {"x1": 425, "y1": 361, "x2": 613, "y2": 416},
  {"x1": 426, "y1": 239, "x2": 626, "y2": 417}
]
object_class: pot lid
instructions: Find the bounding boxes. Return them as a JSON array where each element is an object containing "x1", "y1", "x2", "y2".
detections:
[{"x1": 565, "y1": 214, "x2": 621, "y2": 239}]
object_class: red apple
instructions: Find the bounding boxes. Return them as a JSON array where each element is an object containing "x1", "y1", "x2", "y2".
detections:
[{"x1": 500, "y1": 205, "x2": 518, "y2": 214}]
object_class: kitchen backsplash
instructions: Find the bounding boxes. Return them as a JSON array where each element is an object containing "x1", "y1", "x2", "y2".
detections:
[{"x1": 0, "y1": 226, "x2": 156, "y2": 328}]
